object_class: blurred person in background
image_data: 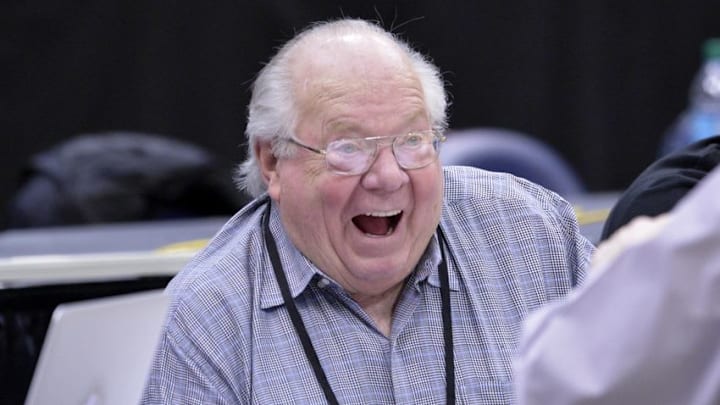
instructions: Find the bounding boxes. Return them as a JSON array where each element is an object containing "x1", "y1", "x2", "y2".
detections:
[{"x1": 602, "y1": 134, "x2": 720, "y2": 240}]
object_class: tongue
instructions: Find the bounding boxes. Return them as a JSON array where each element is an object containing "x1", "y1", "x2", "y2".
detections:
[{"x1": 353, "y1": 215, "x2": 391, "y2": 235}]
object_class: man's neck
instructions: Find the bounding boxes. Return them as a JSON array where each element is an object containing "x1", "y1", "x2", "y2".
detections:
[{"x1": 351, "y1": 282, "x2": 404, "y2": 337}]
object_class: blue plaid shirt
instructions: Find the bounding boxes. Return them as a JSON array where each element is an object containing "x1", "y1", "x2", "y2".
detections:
[{"x1": 142, "y1": 166, "x2": 593, "y2": 404}]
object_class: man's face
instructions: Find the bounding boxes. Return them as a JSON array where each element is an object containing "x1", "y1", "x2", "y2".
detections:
[{"x1": 263, "y1": 41, "x2": 444, "y2": 297}]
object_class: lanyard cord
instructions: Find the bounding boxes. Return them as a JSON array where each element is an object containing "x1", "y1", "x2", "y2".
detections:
[
  {"x1": 263, "y1": 202, "x2": 455, "y2": 404},
  {"x1": 437, "y1": 226, "x2": 456, "y2": 404},
  {"x1": 262, "y1": 204, "x2": 340, "y2": 405}
]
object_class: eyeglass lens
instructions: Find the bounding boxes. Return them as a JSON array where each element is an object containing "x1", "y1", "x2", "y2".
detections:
[{"x1": 325, "y1": 131, "x2": 440, "y2": 175}]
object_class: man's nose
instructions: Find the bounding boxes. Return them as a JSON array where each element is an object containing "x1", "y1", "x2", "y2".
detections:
[{"x1": 361, "y1": 145, "x2": 409, "y2": 191}]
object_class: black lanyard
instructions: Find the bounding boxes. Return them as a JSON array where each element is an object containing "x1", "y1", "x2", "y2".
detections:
[{"x1": 263, "y1": 202, "x2": 455, "y2": 404}]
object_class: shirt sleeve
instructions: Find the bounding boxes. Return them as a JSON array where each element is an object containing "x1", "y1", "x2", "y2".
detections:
[{"x1": 514, "y1": 167, "x2": 720, "y2": 405}]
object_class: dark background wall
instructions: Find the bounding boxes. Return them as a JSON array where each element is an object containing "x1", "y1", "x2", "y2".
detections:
[{"x1": 3, "y1": 1, "x2": 720, "y2": 223}]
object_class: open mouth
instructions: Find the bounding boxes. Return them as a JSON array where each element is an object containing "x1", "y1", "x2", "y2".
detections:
[{"x1": 352, "y1": 210, "x2": 403, "y2": 236}]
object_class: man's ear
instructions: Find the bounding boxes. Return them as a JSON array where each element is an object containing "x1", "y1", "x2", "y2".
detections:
[{"x1": 255, "y1": 140, "x2": 281, "y2": 200}]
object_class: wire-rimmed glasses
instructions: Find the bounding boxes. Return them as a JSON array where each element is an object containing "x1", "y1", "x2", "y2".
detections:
[{"x1": 287, "y1": 129, "x2": 446, "y2": 175}]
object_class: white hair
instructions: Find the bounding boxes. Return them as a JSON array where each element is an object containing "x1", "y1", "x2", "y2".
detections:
[{"x1": 234, "y1": 18, "x2": 449, "y2": 197}]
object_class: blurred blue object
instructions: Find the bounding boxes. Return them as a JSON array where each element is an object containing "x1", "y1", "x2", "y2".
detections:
[
  {"x1": 660, "y1": 38, "x2": 720, "y2": 156},
  {"x1": 440, "y1": 127, "x2": 585, "y2": 197}
]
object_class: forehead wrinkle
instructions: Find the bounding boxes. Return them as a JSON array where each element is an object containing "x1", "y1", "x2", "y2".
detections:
[
  {"x1": 323, "y1": 105, "x2": 427, "y2": 136},
  {"x1": 296, "y1": 74, "x2": 428, "y2": 137}
]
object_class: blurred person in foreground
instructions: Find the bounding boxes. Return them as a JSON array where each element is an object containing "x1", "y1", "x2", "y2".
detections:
[
  {"x1": 142, "y1": 18, "x2": 594, "y2": 404},
  {"x1": 516, "y1": 166, "x2": 720, "y2": 404}
]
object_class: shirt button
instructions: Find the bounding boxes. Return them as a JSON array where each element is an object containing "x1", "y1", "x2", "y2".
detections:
[{"x1": 317, "y1": 278, "x2": 330, "y2": 288}]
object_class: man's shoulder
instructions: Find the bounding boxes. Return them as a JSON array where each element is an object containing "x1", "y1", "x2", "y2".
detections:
[
  {"x1": 440, "y1": 165, "x2": 581, "y2": 244},
  {"x1": 441, "y1": 166, "x2": 591, "y2": 289},
  {"x1": 442, "y1": 165, "x2": 567, "y2": 210},
  {"x1": 167, "y1": 198, "x2": 268, "y2": 296}
]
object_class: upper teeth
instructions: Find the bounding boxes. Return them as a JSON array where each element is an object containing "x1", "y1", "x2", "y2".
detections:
[{"x1": 365, "y1": 210, "x2": 401, "y2": 217}]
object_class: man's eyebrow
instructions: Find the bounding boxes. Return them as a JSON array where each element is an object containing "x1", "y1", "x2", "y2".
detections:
[{"x1": 324, "y1": 121, "x2": 359, "y2": 134}]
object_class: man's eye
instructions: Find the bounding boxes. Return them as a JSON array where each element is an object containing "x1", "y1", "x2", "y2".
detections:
[
  {"x1": 404, "y1": 133, "x2": 424, "y2": 146},
  {"x1": 332, "y1": 140, "x2": 363, "y2": 155}
]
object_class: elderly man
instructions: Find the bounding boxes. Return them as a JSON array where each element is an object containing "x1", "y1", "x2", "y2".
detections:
[{"x1": 142, "y1": 19, "x2": 593, "y2": 404}]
